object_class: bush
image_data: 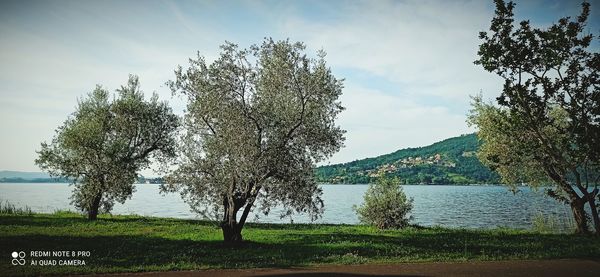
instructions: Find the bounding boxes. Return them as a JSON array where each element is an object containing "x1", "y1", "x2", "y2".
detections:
[{"x1": 354, "y1": 177, "x2": 413, "y2": 229}]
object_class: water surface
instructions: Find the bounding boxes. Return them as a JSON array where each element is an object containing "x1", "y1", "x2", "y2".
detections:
[{"x1": 0, "y1": 183, "x2": 572, "y2": 230}]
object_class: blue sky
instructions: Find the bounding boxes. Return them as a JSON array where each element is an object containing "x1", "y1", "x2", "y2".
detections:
[{"x1": 0, "y1": 0, "x2": 598, "y2": 174}]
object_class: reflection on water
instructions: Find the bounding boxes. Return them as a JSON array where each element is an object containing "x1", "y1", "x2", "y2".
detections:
[{"x1": 0, "y1": 183, "x2": 572, "y2": 230}]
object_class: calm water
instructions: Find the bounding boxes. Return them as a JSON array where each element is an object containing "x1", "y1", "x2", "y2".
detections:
[{"x1": 0, "y1": 183, "x2": 572, "y2": 230}]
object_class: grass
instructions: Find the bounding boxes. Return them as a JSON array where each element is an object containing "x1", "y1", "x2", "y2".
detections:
[
  {"x1": 0, "y1": 200, "x2": 32, "y2": 215},
  {"x1": 1, "y1": 212, "x2": 599, "y2": 276},
  {"x1": 531, "y1": 211, "x2": 574, "y2": 233}
]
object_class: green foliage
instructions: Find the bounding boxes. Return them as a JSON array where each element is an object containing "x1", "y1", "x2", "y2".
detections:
[
  {"x1": 2, "y1": 213, "x2": 600, "y2": 276},
  {"x1": 316, "y1": 134, "x2": 499, "y2": 184},
  {"x1": 35, "y1": 75, "x2": 179, "y2": 219},
  {"x1": 468, "y1": 96, "x2": 559, "y2": 189},
  {"x1": 163, "y1": 39, "x2": 345, "y2": 241},
  {"x1": 355, "y1": 177, "x2": 413, "y2": 229},
  {"x1": 472, "y1": 0, "x2": 600, "y2": 234}
]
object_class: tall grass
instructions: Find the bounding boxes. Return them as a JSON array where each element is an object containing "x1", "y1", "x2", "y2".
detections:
[
  {"x1": 0, "y1": 199, "x2": 33, "y2": 215},
  {"x1": 531, "y1": 212, "x2": 559, "y2": 233},
  {"x1": 531, "y1": 205, "x2": 576, "y2": 234}
]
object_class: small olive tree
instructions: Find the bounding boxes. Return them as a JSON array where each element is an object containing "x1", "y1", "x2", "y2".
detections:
[
  {"x1": 36, "y1": 75, "x2": 179, "y2": 220},
  {"x1": 355, "y1": 177, "x2": 413, "y2": 229},
  {"x1": 163, "y1": 39, "x2": 345, "y2": 242}
]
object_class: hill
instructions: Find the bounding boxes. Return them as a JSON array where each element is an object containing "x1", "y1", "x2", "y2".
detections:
[
  {"x1": 0, "y1": 170, "x2": 162, "y2": 184},
  {"x1": 0, "y1": 171, "x2": 50, "y2": 179},
  {"x1": 315, "y1": 133, "x2": 499, "y2": 185}
]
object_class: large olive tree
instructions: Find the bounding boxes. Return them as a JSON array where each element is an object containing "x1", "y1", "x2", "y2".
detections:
[
  {"x1": 470, "y1": 0, "x2": 599, "y2": 234},
  {"x1": 36, "y1": 75, "x2": 179, "y2": 220},
  {"x1": 163, "y1": 39, "x2": 345, "y2": 242}
]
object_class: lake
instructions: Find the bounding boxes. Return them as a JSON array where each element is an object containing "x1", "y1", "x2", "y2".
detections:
[{"x1": 0, "y1": 183, "x2": 573, "y2": 230}]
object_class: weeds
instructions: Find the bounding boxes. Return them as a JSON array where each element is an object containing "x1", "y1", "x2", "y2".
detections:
[{"x1": 0, "y1": 199, "x2": 33, "y2": 215}]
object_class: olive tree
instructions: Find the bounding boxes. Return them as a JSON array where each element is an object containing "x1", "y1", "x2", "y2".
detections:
[
  {"x1": 163, "y1": 39, "x2": 345, "y2": 242},
  {"x1": 36, "y1": 75, "x2": 179, "y2": 220},
  {"x1": 470, "y1": 0, "x2": 600, "y2": 234},
  {"x1": 354, "y1": 177, "x2": 413, "y2": 229}
]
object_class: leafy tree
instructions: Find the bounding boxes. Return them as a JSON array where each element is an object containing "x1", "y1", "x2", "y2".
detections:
[
  {"x1": 36, "y1": 75, "x2": 179, "y2": 220},
  {"x1": 471, "y1": 0, "x2": 600, "y2": 234},
  {"x1": 354, "y1": 177, "x2": 413, "y2": 229},
  {"x1": 163, "y1": 39, "x2": 345, "y2": 242}
]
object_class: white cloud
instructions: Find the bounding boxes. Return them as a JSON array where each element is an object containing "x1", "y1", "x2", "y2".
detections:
[
  {"x1": 0, "y1": 0, "x2": 511, "y2": 172},
  {"x1": 278, "y1": 0, "x2": 504, "y2": 100},
  {"x1": 273, "y1": 0, "x2": 504, "y2": 163},
  {"x1": 0, "y1": 26, "x2": 196, "y2": 172}
]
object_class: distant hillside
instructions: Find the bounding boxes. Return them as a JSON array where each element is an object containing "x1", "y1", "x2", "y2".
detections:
[
  {"x1": 0, "y1": 170, "x2": 70, "y2": 183},
  {"x1": 0, "y1": 171, "x2": 50, "y2": 179},
  {"x1": 316, "y1": 133, "x2": 499, "y2": 185},
  {"x1": 0, "y1": 171, "x2": 163, "y2": 184}
]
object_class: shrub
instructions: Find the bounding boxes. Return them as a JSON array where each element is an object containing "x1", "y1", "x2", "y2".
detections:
[{"x1": 355, "y1": 177, "x2": 413, "y2": 229}]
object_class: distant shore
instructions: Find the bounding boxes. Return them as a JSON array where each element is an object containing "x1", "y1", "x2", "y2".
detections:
[
  {"x1": 0, "y1": 177, "x2": 163, "y2": 184},
  {"x1": 0, "y1": 179, "x2": 528, "y2": 186}
]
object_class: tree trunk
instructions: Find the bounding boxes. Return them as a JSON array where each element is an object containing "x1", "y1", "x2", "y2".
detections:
[
  {"x1": 570, "y1": 198, "x2": 590, "y2": 235},
  {"x1": 547, "y1": 170, "x2": 591, "y2": 235},
  {"x1": 221, "y1": 207, "x2": 243, "y2": 242},
  {"x1": 221, "y1": 194, "x2": 243, "y2": 242},
  {"x1": 221, "y1": 221, "x2": 243, "y2": 242},
  {"x1": 587, "y1": 196, "x2": 600, "y2": 236},
  {"x1": 87, "y1": 193, "x2": 102, "y2": 220},
  {"x1": 220, "y1": 196, "x2": 258, "y2": 242}
]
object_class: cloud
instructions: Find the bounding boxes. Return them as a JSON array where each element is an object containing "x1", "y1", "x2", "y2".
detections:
[
  {"x1": 278, "y1": 0, "x2": 504, "y2": 101},
  {"x1": 0, "y1": 0, "x2": 500, "y2": 171},
  {"x1": 0, "y1": 26, "x2": 194, "y2": 172},
  {"x1": 2, "y1": 0, "x2": 594, "y2": 172},
  {"x1": 271, "y1": 0, "x2": 504, "y2": 163}
]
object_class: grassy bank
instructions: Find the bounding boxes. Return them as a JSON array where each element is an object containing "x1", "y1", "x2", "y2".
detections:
[{"x1": 1, "y1": 212, "x2": 599, "y2": 276}]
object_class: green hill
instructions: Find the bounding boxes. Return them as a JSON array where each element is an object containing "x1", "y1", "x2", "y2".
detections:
[
  {"x1": 316, "y1": 133, "x2": 499, "y2": 185},
  {"x1": 0, "y1": 171, "x2": 50, "y2": 179},
  {"x1": 0, "y1": 170, "x2": 162, "y2": 184}
]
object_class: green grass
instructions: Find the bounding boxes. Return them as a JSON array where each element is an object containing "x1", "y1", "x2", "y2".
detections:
[
  {"x1": 1, "y1": 212, "x2": 599, "y2": 276},
  {"x1": 0, "y1": 200, "x2": 32, "y2": 215}
]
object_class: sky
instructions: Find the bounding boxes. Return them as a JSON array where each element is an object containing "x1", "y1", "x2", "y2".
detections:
[{"x1": 0, "y1": 0, "x2": 598, "y2": 175}]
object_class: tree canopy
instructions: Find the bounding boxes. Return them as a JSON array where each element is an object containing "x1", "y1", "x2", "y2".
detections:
[
  {"x1": 162, "y1": 39, "x2": 345, "y2": 242},
  {"x1": 36, "y1": 75, "x2": 179, "y2": 220},
  {"x1": 471, "y1": 0, "x2": 600, "y2": 234}
]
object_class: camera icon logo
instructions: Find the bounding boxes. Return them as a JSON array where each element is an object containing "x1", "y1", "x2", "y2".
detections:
[{"x1": 11, "y1": 251, "x2": 26, "y2": 266}]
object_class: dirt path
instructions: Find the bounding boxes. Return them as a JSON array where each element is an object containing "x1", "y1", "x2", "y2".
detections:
[{"x1": 91, "y1": 259, "x2": 600, "y2": 277}]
